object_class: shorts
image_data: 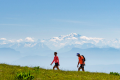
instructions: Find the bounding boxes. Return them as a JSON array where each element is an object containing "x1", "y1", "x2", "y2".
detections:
[
  {"x1": 80, "y1": 64, "x2": 85, "y2": 68},
  {"x1": 55, "y1": 63, "x2": 58, "y2": 66}
]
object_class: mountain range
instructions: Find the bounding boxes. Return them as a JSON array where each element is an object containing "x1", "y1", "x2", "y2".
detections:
[
  {"x1": 0, "y1": 33, "x2": 120, "y2": 73},
  {"x1": 1, "y1": 33, "x2": 120, "y2": 51}
]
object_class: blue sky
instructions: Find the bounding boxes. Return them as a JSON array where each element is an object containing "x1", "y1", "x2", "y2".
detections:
[{"x1": 0, "y1": 0, "x2": 120, "y2": 40}]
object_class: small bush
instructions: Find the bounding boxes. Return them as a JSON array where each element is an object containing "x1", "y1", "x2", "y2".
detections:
[
  {"x1": 110, "y1": 72, "x2": 120, "y2": 76},
  {"x1": 33, "y1": 66, "x2": 39, "y2": 70},
  {"x1": 15, "y1": 71, "x2": 34, "y2": 80}
]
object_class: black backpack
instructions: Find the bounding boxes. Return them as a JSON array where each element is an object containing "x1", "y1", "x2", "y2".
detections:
[{"x1": 81, "y1": 55, "x2": 86, "y2": 61}]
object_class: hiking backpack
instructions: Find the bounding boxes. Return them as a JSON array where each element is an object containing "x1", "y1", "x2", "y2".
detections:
[{"x1": 81, "y1": 55, "x2": 86, "y2": 61}]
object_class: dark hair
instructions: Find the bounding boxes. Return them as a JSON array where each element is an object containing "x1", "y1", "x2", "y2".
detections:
[{"x1": 54, "y1": 52, "x2": 57, "y2": 54}]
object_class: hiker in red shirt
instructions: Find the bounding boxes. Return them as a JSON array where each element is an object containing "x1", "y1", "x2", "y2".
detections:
[
  {"x1": 50, "y1": 52, "x2": 60, "y2": 70},
  {"x1": 77, "y1": 53, "x2": 85, "y2": 71}
]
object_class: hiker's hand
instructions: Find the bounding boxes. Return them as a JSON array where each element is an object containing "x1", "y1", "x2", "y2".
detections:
[
  {"x1": 59, "y1": 64, "x2": 60, "y2": 66},
  {"x1": 50, "y1": 63, "x2": 52, "y2": 65},
  {"x1": 77, "y1": 65, "x2": 78, "y2": 68}
]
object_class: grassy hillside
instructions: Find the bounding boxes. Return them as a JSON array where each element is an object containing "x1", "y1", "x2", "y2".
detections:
[{"x1": 0, "y1": 64, "x2": 120, "y2": 80}]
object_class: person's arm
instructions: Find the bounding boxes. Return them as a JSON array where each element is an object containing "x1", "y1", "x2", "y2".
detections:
[
  {"x1": 77, "y1": 61, "x2": 79, "y2": 67},
  {"x1": 51, "y1": 57, "x2": 55, "y2": 65}
]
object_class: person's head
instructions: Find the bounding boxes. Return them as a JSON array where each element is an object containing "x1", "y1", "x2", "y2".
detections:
[
  {"x1": 77, "y1": 53, "x2": 80, "y2": 57},
  {"x1": 54, "y1": 52, "x2": 57, "y2": 56}
]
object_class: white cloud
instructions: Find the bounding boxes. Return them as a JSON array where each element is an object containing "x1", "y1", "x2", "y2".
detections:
[
  {"x1": 69, "y1": 33, "x2": 77, "y2": 36},
  {"x1": 0, "y1": 41, "x2": 7, "y2": 45},
  {"x1": 24, "y1": 43, "x2": 31, "y2": 47},
  {"x1": 8, "y1": 40, "x2": 14, "y2": 42},
  {"x1": 50, "y1": 37, "x2": 63, "y2": 42},
  {"x1": 31, "y1": 43, "x2": 37, "y2": 47},
  {"x1": 49, "y1": 33, "x2": 78, "y2": 43},
  {"x1": 41, "y1": 40, "x2": 45, "y2": 42},
  {"x1": 67, "y1": 37, "x2": 78, "y2": 40},
  {"x1": 25, "y1": 37, "x2": 34, "y2": 42},
  {"x1": 1, "y1": 33, "x2": 120, "y2": 50},
  {"x1": 17, "y1": 39, "x2": 23, "y2": 42},
  {"x1": 0, "y1": 38, "x2": 6, "y2": 40},
  {"x1": 80, "y1": 36, "x2": 103, "y2": 40},
  {"x1": 80, "y1": 36, "x2": 103, "y2": 43},
  {"x1": 0, "y1": 38, "x2": 7, "y2": 45},
  {"x1": 24, "y1": 43, "x2": 37, "y2": 47},
  {"x1": 82, "y1": 41, "x2": 87, "y2": 43}
]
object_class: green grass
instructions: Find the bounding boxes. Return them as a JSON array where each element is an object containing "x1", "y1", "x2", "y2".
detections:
[{"x1": 0, "y1": 64, "x2": 120, "y2": 80}]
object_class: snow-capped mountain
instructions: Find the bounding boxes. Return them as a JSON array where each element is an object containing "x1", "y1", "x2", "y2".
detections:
[
  {"x1": 0, "y1": 33, "x2": 120, "y2": 52},
  {"x1": 0, "y1": 41, "x2": 53, "y2": 56},
  {"x1": 42, "y1": 33, "x2": 105, "y2": 50},
  {"x1": 42, "y1": 33, "x2": 120, "y2": 50}
]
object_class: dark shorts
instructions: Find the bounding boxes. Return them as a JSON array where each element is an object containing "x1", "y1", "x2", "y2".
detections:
[
  {"x1": 55, "y1": 63, "x2": 58, "y2": 66},
  {"x1": 80, "y1": 64, "x2": 85, "y2": 68}
]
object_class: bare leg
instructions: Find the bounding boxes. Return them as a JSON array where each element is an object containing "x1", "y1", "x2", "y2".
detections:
[
  {"x1": 78, "y1": 67, "x2": 82, "y2": 71},
  {"x1": 53, "y1": 65, "x2": 56, "y2": 70},
  {"x1": 56, "y1": 66, "x2": 60, "y2": 70},
  {"x1": 82, "y1": 68, "x2": 84, "y2": 71}
]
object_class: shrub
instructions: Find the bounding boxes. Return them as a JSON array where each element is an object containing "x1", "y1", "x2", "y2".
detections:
[
  {"x1": 33, "y1": 66, "x2": 39, "y2": 70},
  {"x1": 110, "y1": 72, "x2": 120, "y2": 76},
  {"x1": 15, "y1": 71, "x2": 34, "y2": 80}
]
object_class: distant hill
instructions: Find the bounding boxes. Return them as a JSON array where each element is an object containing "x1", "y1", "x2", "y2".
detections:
[
  {"x1": 58, "y1": 47, "x2": 120, "y2": 65},
  {"x1": 0, "y1": 42, "x2": 53, "y2": 56},
  {"x1": 12, "y1": 55, "x2": 52, "y2": 67},
  {"x1": 0, "y1": 48, "x2": 20, "y2": 54},
  {"x1": 0, "y1": 48, "x2": 21, "y2": 63}
]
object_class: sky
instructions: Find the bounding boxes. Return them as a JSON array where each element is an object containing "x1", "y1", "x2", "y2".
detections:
[{"x1": 0, "y1": 0, "x2": 120, "y2": 40}]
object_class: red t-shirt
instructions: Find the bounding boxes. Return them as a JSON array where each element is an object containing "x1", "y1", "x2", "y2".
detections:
[
  {"x1": 78, "y1": 56, "x2": 85, "y2": 64},
  {"x1": 51, "y1": 56, "x2": 59, "y2": 65}
]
